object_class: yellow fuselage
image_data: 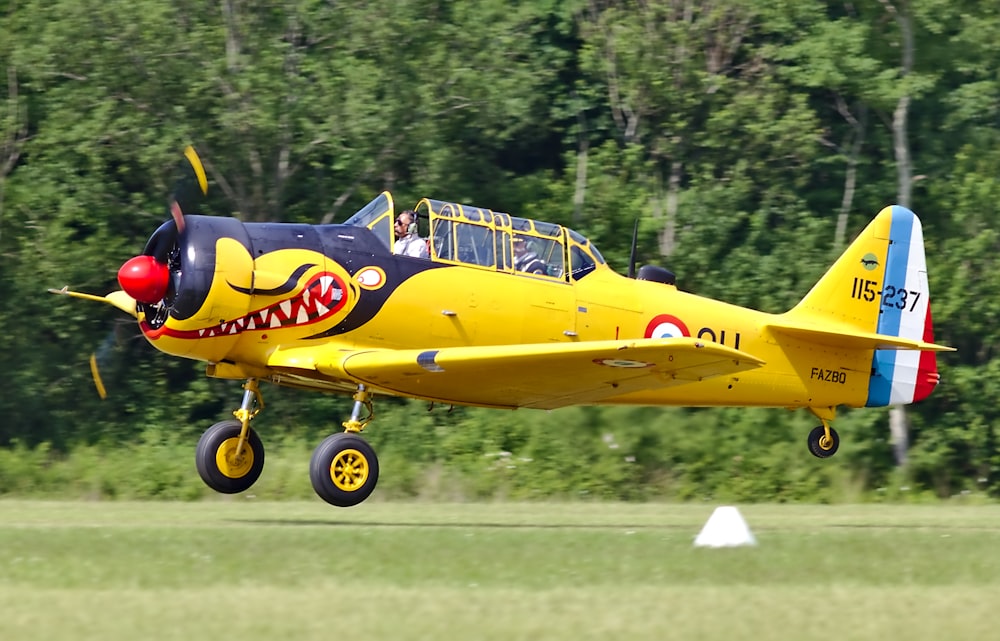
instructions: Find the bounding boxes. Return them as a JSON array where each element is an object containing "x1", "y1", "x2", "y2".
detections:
[{"x1": 157, "y1": 253, "x2": 869, "y2": 411}]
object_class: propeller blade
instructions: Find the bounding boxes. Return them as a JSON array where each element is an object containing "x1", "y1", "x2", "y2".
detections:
[
  {"x1": 89, "y1": 353, "x2": 108, "y2": 399},
  {"x1": 169, "y1": 145, "x2": 209, "y2": 233},
  {"x1": 87, "y1": 322, "x2": 127, "y2": 400},
  {"x1": 184, "y1": 145, "x2": 209, "y2": 196},
  {"x1": 48, "y1": 287, "x2": 138, "y2": 318},
  {"x1": 170, "y1": 199, "x2": 185, "y2": 234}
]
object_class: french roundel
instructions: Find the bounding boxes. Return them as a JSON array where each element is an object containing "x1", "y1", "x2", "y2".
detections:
[{"x1": 644, "y1": 314, "x2": 690, "y2": 339}]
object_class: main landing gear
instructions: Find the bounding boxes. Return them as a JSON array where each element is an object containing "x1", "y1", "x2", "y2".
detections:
[
  {"x1": 309, "y1": 385, "x2": 379, "y2": 507},
  {"x1": 806, "y1": 408, "x2": 840, "y2": 458},
  {"x1": 194, "y1": 380, "x2": 380, "y2": 507},
  {"x1": 195, "y1": 380, "x2": 265, "y2": 494}
]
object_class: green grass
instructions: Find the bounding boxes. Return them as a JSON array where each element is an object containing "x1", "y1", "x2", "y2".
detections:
[{"x1": 2, "y1": 501, "x2": 1000, "y2": 640}]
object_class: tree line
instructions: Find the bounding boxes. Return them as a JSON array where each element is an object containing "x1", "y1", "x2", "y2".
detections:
[{"x1": 1, "y1": 0, "x2": 998, "y2": 500}]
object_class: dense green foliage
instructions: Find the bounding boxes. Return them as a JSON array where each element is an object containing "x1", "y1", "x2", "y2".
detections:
[{"x1": 1, "y1": 0, "x2": 998, "y2": 500}]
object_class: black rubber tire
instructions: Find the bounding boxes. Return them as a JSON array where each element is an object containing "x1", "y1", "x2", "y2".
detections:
[
  {"x1": 195, "y1": 419, "x2": 265, "y2": 493},
  {"x1": 807, "y1": 425, "x2": 840, "y2": 459},
  {"x1": 309, "y1": 432, "x2": 379, "y2": 507}
]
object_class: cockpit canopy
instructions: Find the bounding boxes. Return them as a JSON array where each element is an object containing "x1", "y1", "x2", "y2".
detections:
[{"x1": 342, "y1": 192, "x2": 606, "y2": 281}]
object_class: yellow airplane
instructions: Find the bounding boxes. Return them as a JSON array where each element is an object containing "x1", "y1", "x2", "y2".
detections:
[{"x1": 52, "y1": 147, "x2": 953, "y2": 507}]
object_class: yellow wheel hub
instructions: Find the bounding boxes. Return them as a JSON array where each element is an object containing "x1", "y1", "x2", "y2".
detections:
[
  {"x1": 818, "y1": 434, "x2": 834, "y2": 450},
  {"x1": 329, "y1": 448, "x2": 369, "y2": 491},
  {"x1": 215, "y1": 437, "x2": 254, "y2": 479}
]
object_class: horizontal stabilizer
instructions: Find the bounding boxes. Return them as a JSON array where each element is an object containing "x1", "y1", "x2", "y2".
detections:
[
  {"x1": 269, "y1": 337, "x2": 765, "y2": 410},
  {"x1": 766, "y1": 318, "x2": 954, "y2": 352}
]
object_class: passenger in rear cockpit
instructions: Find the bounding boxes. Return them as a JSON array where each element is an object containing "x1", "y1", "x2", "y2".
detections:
[{"x1": 393, "y1": 210, "x2": 429, "y2": 258}]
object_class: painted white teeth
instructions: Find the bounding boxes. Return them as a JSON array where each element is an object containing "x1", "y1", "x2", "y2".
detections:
[{"x1": 197, "y1": 275, "x2": 340, "y2": 336}]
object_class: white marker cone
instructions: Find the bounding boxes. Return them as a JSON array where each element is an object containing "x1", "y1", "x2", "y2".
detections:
[{"x1": 693, "y1": 506, "x2": 757, "y2": 547}]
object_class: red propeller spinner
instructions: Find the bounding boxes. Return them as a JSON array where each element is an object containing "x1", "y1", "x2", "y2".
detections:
[{"x1": 118, "y1": 255, "x2": 169, "y2": 304}]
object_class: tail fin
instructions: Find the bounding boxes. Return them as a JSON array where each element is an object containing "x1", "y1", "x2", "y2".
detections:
[{"x1": 772, "y1": 205, "x2": 951, "y2": 406}]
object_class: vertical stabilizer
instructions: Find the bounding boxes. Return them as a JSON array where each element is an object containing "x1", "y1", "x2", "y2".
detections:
[{"x1": 787, "y1": 205, "x2": 940, "y2": 406}]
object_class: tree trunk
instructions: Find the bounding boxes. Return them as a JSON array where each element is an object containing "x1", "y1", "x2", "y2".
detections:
[
  {"x1": 658, "y1": 159, "x2": 681, "y2": 257},
  {"x1": 833, "y1": 100, "x2": 866, "y2": 252},
  {"x1": 885, "y1": 0, "x2": 915, "y2": 468},
  {"x1": 573, "y1": 129, "x2": 588, "y2": 225},
  {"x1": 1, "y1": 65, "x2": 28, "y2": 245}
]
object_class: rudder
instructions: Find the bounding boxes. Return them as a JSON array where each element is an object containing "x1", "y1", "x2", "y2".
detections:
[{"x1": 862, "y1": 206, "x2": 939, "y2": 406}]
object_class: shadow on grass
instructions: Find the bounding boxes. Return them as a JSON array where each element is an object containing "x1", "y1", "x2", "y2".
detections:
[{"x1": 228, "y1": 518, "x2": 696, "y2": 530}]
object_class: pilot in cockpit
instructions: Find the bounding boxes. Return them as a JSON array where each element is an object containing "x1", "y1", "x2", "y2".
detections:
[
  {"x1": 393, "y1": 210, "x2": 429, "y2": 258},
  {"x1": 513, "y1": 235, "x2": 547, "y2": 275}
]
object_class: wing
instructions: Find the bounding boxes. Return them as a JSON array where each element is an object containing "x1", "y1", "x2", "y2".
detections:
[{"x1": 268, "y1": 337, "x2": 764, "y2": 410}]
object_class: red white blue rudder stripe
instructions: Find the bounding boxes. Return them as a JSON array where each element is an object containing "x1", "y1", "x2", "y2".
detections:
[{"x1": 865, "y1": 206, "x2": 940, "y2": 407}]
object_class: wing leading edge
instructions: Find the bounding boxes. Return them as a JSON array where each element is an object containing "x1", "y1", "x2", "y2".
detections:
[{"x1": 269, "y1": 337, "x2": 764, "y2": 410}]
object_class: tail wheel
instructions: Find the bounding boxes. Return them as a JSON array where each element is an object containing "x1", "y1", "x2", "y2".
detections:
[
  {"x1": 807, "y1": 425, "x2": 840, "y2": 459},
  {"x1": 196, "y1": 419, "x2": 265, "y2": 494},
  {"x1": 310, "y1": 432, "x2": 380, "y2": 507}
]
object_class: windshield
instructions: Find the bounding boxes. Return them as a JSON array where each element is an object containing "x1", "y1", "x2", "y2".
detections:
[
  {"x1": 342, "y1": 192, "x2": 395, "y2": 251},
  {"x1": 343, "y1": 192, "x2": 393, "y2": 227}
]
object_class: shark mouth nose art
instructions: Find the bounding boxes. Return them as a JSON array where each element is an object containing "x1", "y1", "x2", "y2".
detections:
[{"x1": 145, "y1": 271, "x2": 347, "y2": 339}]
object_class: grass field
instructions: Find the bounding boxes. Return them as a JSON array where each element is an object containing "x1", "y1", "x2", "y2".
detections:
[{"x1": 2, "y1": 500, "x2": 1000, "y2": 640}]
